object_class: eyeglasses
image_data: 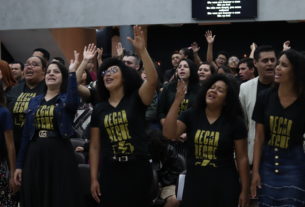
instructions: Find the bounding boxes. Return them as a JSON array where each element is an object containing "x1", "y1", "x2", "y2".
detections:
[
  {"x1": 24, "y1": 62, "x2": 41, "y2": 67},
  {"x1": 102, "y1": 67, "x2": 119, "y2": 76}
]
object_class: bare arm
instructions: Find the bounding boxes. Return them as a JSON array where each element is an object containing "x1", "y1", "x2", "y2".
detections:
[
  {"x1": 97, "y1": 48, "x2": 103, "y2": 68},
  {"x1": 205, "y1": 30, "x2": 215, "y2": 64},
  {"x1": 235, "y1": 138, "x2": 250, "y2": 207},
  {"x1": 69, "y1": 50, "x2": 80, "y2": 80},
  {"x1": 282, "y1": 40, "x2": 291, "y2": 51},
  {"x1": 251, "y1": 123, "x2": 265, "y2": 198},
  {"x1": 76, "y1": 44, "x2": 97, "y2": 84},
  {"x1": 249, "y1": 42, "x2": 257, "y2": 59},
  {"x1": 163, "y1": 80, "x2": 187, "y2": 140},
  {"x1": 89, "y1": 127, "x2": 101, "y2": 203},
  {"x1": 77, "y1": 85, "x2": 91, "y2": 98},
  {"x1": 128, "y1": 26, "x2": 158, "y2": 105},
  {"x1": 75, "y1": 44, "x2": 97, "y2": 99},
  {"x1": 191, "y1": 42, "x2": 202, "y2": 66}
]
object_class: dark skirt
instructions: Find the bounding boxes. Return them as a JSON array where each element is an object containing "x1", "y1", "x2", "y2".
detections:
[
  {"x1": 0, "y1": 160, "x2": 18, "y2": 207},
  {"x1": 259, "y1": 146, "x2": 305, "y2": 207},
  {"x1": 21, "y1": 137, "x2": 82, "y2": 207},
  {"x1": 99, "y1": 157, "x2": 154, "y2": 207},
  {"x1": 181, "y1": 166, "x2": 240, "y2": 207}
]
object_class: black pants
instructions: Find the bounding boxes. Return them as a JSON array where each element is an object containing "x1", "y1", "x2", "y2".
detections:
[
  {"x1": 181, "y1": 166, "x2": 240, "y2": 207},
  {"x1": 99, "y1": 157, "x2": 154, "y2": 207}
]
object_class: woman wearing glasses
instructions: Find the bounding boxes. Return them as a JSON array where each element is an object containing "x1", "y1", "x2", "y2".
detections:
[
  {"x1": 6, "y1": 56, "x2": 46, "y2": 153},
  {"x1": 89, "y1": 26, "x2": 158, "y2": 207},
  {"x1": 14, "y1": 59, "x2": 81, "y2": 207}
]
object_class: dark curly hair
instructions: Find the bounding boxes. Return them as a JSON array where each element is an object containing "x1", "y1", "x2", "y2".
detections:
[
  {"x1": 96, "y1": 57, "x2": 143, "y2": 102},
  {"x1": 194, "y1": 74, "x2": 244, "y2": 119}
]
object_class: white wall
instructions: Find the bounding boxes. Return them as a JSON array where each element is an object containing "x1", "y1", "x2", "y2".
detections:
[
  {"x1": 0, "y1": 29, "x2": 64, "y2": 62},
  {"x1": 1, "y1": 0, "x2": 305, "y2": 30}
]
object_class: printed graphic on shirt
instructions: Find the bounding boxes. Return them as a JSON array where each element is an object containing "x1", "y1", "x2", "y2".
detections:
[
  {"x1": 268, "y1": 115, "x2": 293, "y2": 149},
  {"x1": 194, "y1": 129, "x2": 220, "y2": 167},
  {"x1": 12, "y1": 92, "x2": 36, "y2": 127},
  {"x1": 179, "y1": 99, "x2": 189, "y2": 115},
  {"x1": 35, "y1": 105, "x2": 55, "y2": 130},
  {"x1": 104, "y1": 110, "x2": 134, "y2": 155}
]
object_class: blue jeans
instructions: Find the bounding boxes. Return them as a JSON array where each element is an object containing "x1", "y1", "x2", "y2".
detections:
[{"x1": 259, "y1": 145, "x2": 305, "y2": 206}]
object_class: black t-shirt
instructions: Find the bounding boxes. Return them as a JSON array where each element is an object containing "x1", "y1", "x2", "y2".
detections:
[
  {"x1": 179, "y1": 108, "x2": 247, "y2": 169},
  {"x1": 13, "y1": 88, "x2": 40, "y2": 128},
  {"x1": 252, "y1": 87, "x2": 305, "y2": 149},
  {"x1": 7, "y1": 81, "x2": 45, "y2": 151},
  {"x1": 158, "y1": 82, "x2": 199, "y2": 120},
  {"x1": 256, "y1": 80, "x2": 272, "y2": 98},
  {"x1": 163, "y1": 69, "x2": 176, "y2": 83},
  {"x1": 34, "y1": 96, "x2": 58, "y2": 131},
  {"x1": 90, "y1": 91, "x2": 149, "y2": 158}
]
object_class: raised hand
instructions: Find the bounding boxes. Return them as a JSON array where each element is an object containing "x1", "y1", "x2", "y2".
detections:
[
  {"x1": 283, "y1": 40, "x2": 291, "y2": 51},
  {"x1": 69, "y1": 50, "x2": 80, "y2": 72},
  {"x1": 116, "y1": 42, "x2": 124, "y2": 57},
  {"x1": 175, "y1": 79, "x2": 187, "y2": 103},
  {"x1": 97, "y1": 48, "x2": 103, "y2": 67},
  {"x1": 83, "y1": 43, "x2": 97, "y2": 61},
  {"x1": 97, "y1": 48, "x2": 103, "y2": 61},
  {"x1": 250, "y1": 42, "x2": 257, "y2": 51},
  {"x1": 191, "y1": 42, "x2": 200, "y2": 53},
  {"x1": 127, "y1": 25, "x2": 146, "y2": 52},
  {"x1": 205, "y1": 30, "x2": 215, "y2": 44}
]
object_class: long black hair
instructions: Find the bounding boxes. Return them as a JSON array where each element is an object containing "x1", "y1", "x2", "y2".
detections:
[
  {"x1": 279, "y1": 49, "x2": 305, "y2": 101},
  {"x1": 169, "y1": 58, "x2": 199, "y2": 92},
  {"x1": 194, "y1": 74, "x2": 244, "y2": 119},
  {"x1": 96, "y1": 57, "x2": 143, "y2": 102}
]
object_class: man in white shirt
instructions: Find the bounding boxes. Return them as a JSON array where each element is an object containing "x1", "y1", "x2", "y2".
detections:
[{"x1": 239, "y1": 45, "x2": 277, "y2": 165}]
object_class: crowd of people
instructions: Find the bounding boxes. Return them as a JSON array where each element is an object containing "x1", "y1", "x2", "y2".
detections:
[{"x1": 0, "y1": 26, "x2": 305, "y2": 207}]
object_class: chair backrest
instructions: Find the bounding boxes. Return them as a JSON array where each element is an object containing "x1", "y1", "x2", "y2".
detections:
[
  {"x1": 74, "y1": 152, "x2": 86, "y2": 164},
  {"x1": 177, "y1": 153, "x2": 187, "y2": 171},
  {"x1": 70, "y1": 138, "x2": 86, "y2": 149}
]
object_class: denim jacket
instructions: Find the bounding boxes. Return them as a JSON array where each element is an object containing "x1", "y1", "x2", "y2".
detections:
[{"x1": 16, "y1": 72, "x2": 79, "y2": 169}]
